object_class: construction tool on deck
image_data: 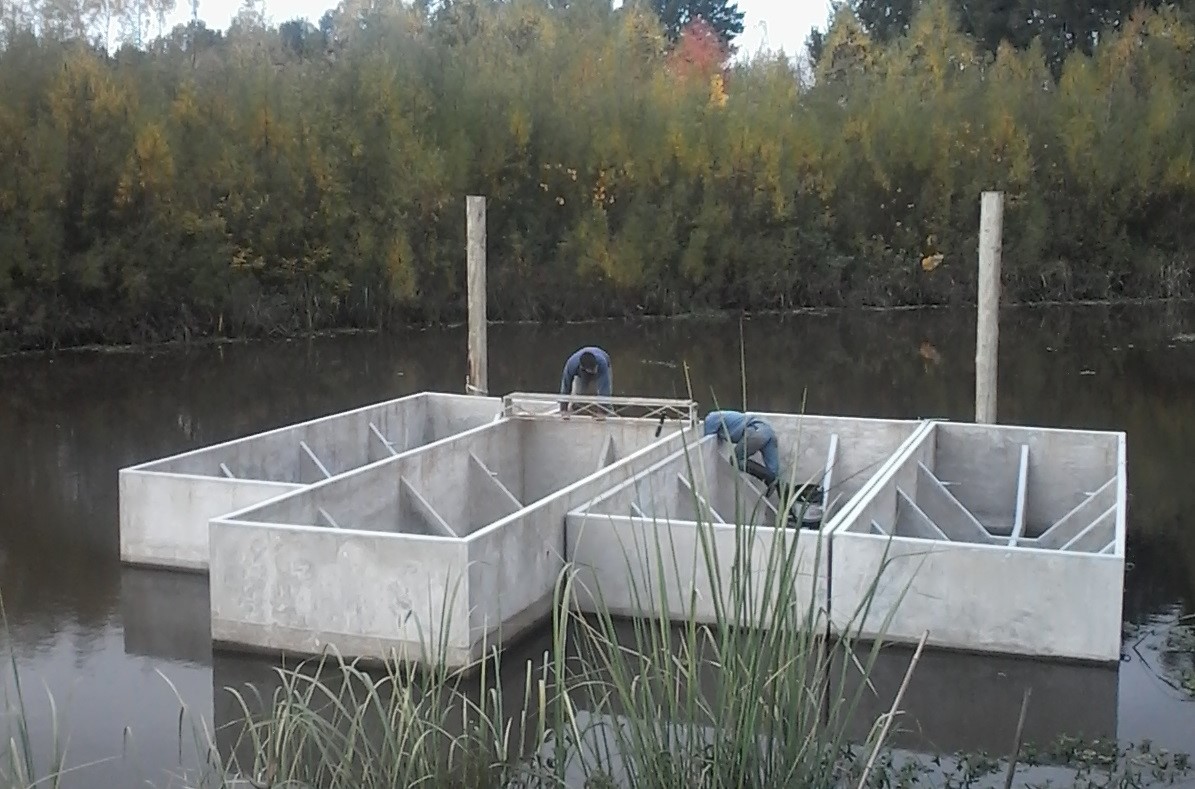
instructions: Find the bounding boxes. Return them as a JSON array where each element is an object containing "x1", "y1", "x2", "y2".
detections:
[{"x1": 742, "y1": 458, "x2": 825, "y2": 530}]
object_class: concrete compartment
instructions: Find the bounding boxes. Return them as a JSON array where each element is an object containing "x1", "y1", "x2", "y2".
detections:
[
  {"x1": 208, "y1": 413, "x2": 696, "y2": 670},
  {"x1": 118, "y1": 392, "x2": 509, "y2": 572},
  {"x1": 829, "y1": 420, "x2": 1127, "y2": 664},
  {"x1": 565, "y1": 414, "x2": 930, "y2": 626}
]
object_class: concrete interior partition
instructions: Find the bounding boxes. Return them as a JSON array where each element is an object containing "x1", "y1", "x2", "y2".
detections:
[
  {"x1": 565, "y1": 415, "x2": 928, "y2": 626},
  {"x1": 829, "y1": 421, "x2": 1127, "y2": 664},
  {"x1": 118, "y1": 392, "x2": 508, "y2": 572},
  {"x1": 208, "y1": 409, "x2": 696, "y2": 670}
]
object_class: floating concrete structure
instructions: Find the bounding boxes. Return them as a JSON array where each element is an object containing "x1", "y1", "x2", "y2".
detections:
[
  {"x1": 118, "y1": 385, "x2": 1128, "y2": 669},
  {"x1": 207, "y1": 394, "x2": 699, "y2": 669},
  {"x1": 118, "y1": 392, "x2": 519, "y2": 571},
  {"x1": 565, "y1": 414, "x2": 930, "y2": 626},
  {"x1": 828, "y1": 421, "x2": 1127, "y2": 664}
]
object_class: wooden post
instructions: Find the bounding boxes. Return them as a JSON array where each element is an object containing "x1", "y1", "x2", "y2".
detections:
[
  {"x1": 466, "y1": 195, "x2": 488, "y2": 396},
  {"x1": 975, "y1": 191, "x2": 1003, "y2": 424}
]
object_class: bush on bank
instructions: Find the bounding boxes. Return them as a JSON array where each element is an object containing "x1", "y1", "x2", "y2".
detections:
[{"x1": 1, "y1": 0, "x2": 1194, "y2": 350}]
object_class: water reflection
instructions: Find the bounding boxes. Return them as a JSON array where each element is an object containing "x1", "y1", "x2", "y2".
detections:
[
  {"x1": 120, "y1": 567, "x2": 211, "y2": 666},
  {"x1": 837, "y1": 643, "x2": 1119, "y2": 755},
  {"x1": 2, "y1": 304, "x2": 1195, "y2": 787}
]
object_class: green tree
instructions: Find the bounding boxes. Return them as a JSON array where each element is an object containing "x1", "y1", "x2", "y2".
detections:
[{"x1": 845, "y1": 0, "x2": 1195, "y2": 75}]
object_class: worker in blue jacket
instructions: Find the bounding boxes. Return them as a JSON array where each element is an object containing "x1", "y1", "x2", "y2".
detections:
[
  {"x1": 703, "y1": 409, "x2": 780, "y2": 482},
  {"x1": 559, "y1": 346, "x2": 613, "y2": 413}
]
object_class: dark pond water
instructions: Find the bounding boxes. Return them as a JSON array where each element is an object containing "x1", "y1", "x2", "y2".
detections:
[{"x1": 2, "y1": 303, "x2": 1195, "y2": 787}]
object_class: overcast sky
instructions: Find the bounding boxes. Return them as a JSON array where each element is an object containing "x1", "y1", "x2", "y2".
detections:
[{"x1": 157, "y1": 0, "x2": 835, "y2": 60}]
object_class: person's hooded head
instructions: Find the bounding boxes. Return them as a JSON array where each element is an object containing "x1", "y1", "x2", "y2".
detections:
[{"x1": 579, "y1": 350, "x2": 598, "y2": 376}]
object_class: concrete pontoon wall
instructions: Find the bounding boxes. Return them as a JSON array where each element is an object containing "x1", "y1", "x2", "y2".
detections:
[
  {"x1": 758, "y1": 412, "x2": 925, "y2": 518},
  {"x1": 568, "y1": 437, "x2": 817, "y2": 627},
  {"x1": 563, "y1": 416, "x2": 928, "y2": 626},
  {"x1": 576, "y1": 436, "x2": 775, "y2": 525},
  {"x1": 209, "y1": 519, "x2": 472, "y2": 666},
  {"x1": 466, "y1": 420, "x2": 693, "y2": 651},
  {"x1": 209, "y1": 415, "x2": 694, "y2": 668},
  {"x1": 119, "y1": 392, "x2": 505, "y2": 570},
  {"x1": 127, "y1": 392, "x2": 504, "y2": 480},
  {"x1": 829, "y1": 421, "x2": 1127, "y2": 663}
]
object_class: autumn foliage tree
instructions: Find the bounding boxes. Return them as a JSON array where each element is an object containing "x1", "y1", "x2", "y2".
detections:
[
  {"x1": 0, "y1": 0, "x2": 1194, "y2": 351},
  {"x1": 665, "y1": 16, "x2": 729, "y2": 80}
]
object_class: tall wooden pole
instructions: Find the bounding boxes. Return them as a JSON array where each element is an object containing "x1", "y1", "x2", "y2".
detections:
[
  {"x1": 975, "y1": 191, "x2": 1003, "y2": 424},
  {"x1": 466, "y1": 195, "x2": 488, "y2": 396}
]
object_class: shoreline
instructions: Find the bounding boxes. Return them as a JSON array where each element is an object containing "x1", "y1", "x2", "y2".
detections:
[{"x1": 1, "y1": 295, "x2": 1191, "y2": 361}]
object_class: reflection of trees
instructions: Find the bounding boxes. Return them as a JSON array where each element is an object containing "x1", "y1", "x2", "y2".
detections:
[{"x1": 1, "y1": 304, "x2": 1193, "y2": 652}]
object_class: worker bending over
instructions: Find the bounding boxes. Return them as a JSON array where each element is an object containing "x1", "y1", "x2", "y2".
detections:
[
  {"x1": 703, "y1": 409, "x2": 825, "y2": 529},
  {"x1": 559, "y1": 346, "x2": 613, "y2": 413},
  {"x1": 703, "y1": 410, "x2": 780, "y2": 482}
]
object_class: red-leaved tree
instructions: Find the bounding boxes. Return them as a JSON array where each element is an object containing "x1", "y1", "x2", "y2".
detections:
[{"x1": 665, "y1": 16, "x2": 730, "y2": 82}]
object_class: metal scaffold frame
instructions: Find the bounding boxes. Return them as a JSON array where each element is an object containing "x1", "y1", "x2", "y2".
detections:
[{"x1": 502, "y1": 392, "x2": 699, "y2": 426}]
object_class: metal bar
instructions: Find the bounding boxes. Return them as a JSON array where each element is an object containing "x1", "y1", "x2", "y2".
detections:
[
  {"x1": 506, "y1": 392, "x2": 698, "y2": 408},
  {"x1": 299, "y1": 440, "x2": 332, "y2": 479},
  {"x1": 317, "y1": 507, "x2": 341, "y2": 529},
  {"x1": 219, "y1": 462, "x2": 235, "y2": 479},
  {"x1": 870, "y1": 520, "x2": 888, "y2": 536},
  {"x1": 1008, "y1": 445, "x2": 1030, "y2": 548},
  {"x1": 369, "y1": 422, "x2": 398, "y2": 458},
  {"x1": 630, "y1": 501, "x2": 649, "y2": 519},
  {"x1": 823, "y1": 433, "x2": 840, "y2": 496}
]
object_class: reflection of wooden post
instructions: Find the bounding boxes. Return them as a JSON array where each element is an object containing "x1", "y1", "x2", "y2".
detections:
[
  {"x1": 466, "y1": 195, "x2": 488, "y2": 396},
  {"x1": 975, "y1": 191, "x2": 1003, "y2": 424}
]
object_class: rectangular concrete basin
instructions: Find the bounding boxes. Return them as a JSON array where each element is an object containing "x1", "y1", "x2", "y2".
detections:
[
  {"x1": 565, "y1": 414, "x2": 929, "y2": 627},
  {"x1": 207, "y1": 413, "x2": 696, "y2": 670},
  {"x1": 829, "y1": 420, "x2": 1127, "y2": 663},
  {"x1": 118, "y1": 392, "x2": 511, "y2": 572}
]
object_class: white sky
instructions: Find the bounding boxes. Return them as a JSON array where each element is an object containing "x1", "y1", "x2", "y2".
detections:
[{"x1": 158, "y1": 0, "x2": 835, "y2": 60}]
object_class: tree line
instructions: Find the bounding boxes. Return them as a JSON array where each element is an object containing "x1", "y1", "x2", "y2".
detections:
[{"x1": 1, "y1": 0, "x2": 1193, "y2": 351}]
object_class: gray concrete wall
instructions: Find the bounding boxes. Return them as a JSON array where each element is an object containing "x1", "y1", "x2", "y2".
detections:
[
  {"x1": 119, "y1": 469, "x2": 301, "y2": 570},
  {"x1": 565, "y1": 438, "x2": 827, "y2": 625},
  {"x1": 209, "y1": 519, "x2": 473, "y2": 667},
  {"x1": 464, "y1": 420, "x2": 695, "y2": 654},
  {"x1": 566, "y1": 509, "x2": 829, "y2": 628},
  {"x1": 932, "y1": 422, "x2": 1123, "y2": 535},
  {"x1": 757, "y1": 413, "x2": 923, "y2": 516},
  {"x1": 208, "y1": 415, "x2": 695, "y2": 667},
  {"x1": 577, "y1": 433, "x2": 719, "y2": 521},
  {"x1": 119, "y1": 393, "x2": 504, "y2": 570},
  {"x1": 827, "y1": 421, "x2": 1127, "y2": 663},
  {"x1": 829, "y1": 532, "x2": 1125, "y2": 663},
  {"x1": 836, "y1": 425, "x2": 939, "y2": 536},
  {"x1": 130, "y1": 392, "x2": 502, "y2": 481}
]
